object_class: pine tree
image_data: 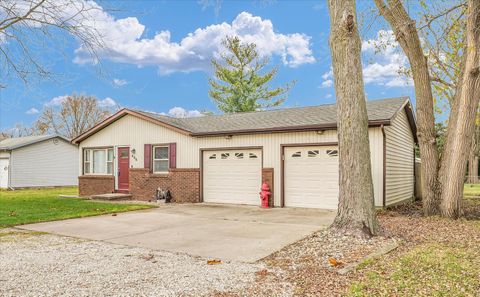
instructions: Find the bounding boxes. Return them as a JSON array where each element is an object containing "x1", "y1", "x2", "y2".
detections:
[{"x1": 209, "y1": 36, "x2": 294, "y2": 113}]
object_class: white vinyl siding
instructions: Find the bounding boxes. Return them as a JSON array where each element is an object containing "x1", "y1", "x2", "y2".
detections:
[
  {"x1": 79, "y1": 114, "x2": 386, "y2": 207},
  {"x1": 384, "y1": 109, "x2": 415, "y2": 206},
  {"x1": 10, "y1": 138, "x2": 78, "y2": 188}
]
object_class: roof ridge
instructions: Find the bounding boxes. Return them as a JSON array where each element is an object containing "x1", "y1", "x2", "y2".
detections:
[{"x1": 131, "y1": 96, "x2": 409, "y2": 122}]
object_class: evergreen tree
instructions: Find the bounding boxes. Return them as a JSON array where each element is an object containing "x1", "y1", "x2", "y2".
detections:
[{"x1": 209, "y1": 36, "x2": 294, "y2": 113}]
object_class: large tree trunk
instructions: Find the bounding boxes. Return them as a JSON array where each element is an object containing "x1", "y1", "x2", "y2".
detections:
[
  {"x1": 327, "y1": 0, "x2": 378, "y2": 236},
  {"x1": 374, "y1": 0, "x2": 440, "y2": 215},
  {"x1": 440, "y1": 1, "x2": 480, "y2": 217}
]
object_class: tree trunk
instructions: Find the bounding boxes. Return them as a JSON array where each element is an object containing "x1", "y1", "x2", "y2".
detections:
[
  {"x1": 327, "y1": 0, "x2": 378, "y2": 236},
  {"x1": 374, "y1": 0, "x2": 440, "y2": 215},
  {"x1": 439, "y1": 0, "x2": 480, "y2": 218}
]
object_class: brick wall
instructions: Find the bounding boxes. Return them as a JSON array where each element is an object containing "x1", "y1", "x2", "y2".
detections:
[
  {"x1": 79, "y1": 175, "x2": 115, "y2": 196},
  {"x1": 129, "y1": 168, "x2": 200, "y2": 202},
  {"x1": 262, "y1": 168, "x2": 274, "y2": 207}
]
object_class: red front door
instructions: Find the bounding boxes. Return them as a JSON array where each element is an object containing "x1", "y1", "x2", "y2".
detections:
[{"x1": 117, "y1": 147, "x2": 130, "y2": 192}]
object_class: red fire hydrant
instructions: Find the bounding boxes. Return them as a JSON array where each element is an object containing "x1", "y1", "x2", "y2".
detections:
[{"x1": 259, "y1": 182, "x2": 271, "y2": 208}]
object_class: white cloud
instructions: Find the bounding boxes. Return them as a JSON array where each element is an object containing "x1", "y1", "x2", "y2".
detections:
[
  {"x1": 26, "y1": 108, "x2": 39, "y2": 115},
  {"x1": 45, "y1": 95, "x2": 117, "y2": 108},
  {"x1": 166, "y1": 107, "x2": 203, "y2": 118},
  {"x1": 72, "y1": 7, "x2": 315, "y2": 74},
  {"x1": 324, "y1": 93, "x2": 332, "y2": 99},
  {"x1": 320, "y1": 68, "x2": 333, "y2": 88},
  {"x1": 361, "y1": 30, "x2": 413, "y2": 88},
  {"x1": 320, "y1": 79, "x2": 333, "y2": 88},
  {"x1": 45, "y1": 95, "x2": 68, "y2": 106},
  {"x1": 98, "y1": 97, "x2": 117, "y2": 107},
  {"x1": 113, "y1": 78, "x2": 128, "y2": 87}
]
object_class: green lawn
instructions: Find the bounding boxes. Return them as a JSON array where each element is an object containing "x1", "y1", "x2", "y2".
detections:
[
  {"x1": 0, "y1": 187, "x2": 154, "y2": 227},
  {"x1": 347, "y1": 243, "x2": 480, "y2": 297},
  {"x1": 464, "y1": 183, "x2": 480, "y2": 197}
]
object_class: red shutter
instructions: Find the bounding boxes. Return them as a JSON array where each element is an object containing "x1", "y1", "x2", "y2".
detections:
[
  {"x1": 144, "y1": 144, "x2": 152, "y2": 170},
  {"x1": 169, "y1": 143, "x2": 176, "y2": 169}
]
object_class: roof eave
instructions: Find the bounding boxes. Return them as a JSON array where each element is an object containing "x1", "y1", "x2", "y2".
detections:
[{"x1": 72, "y1": 109, "x2": 192, "y2": 144}]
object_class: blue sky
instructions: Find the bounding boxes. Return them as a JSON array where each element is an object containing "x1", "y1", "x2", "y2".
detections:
[{"x1": 0, "y1": 0, "x2": 415, "y2": 130}]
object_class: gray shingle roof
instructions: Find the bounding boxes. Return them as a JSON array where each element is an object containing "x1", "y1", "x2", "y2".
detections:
[
  {"x1": 134, "y1": 97, "x2": 410, "y2": 135},
  {"x1": 0, "y1": 135, "x2": 71, "y2": 150}
]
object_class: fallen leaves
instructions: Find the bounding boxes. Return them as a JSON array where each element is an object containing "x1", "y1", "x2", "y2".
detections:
[
  {"x1": 207, "y1": 259, "x2": 222, "y2": 265},
  {"x1": 328, "y1": 257, "x2": 343, "y2": 267}
]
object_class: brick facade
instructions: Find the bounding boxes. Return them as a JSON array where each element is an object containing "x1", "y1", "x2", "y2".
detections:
[
  {"x1": 262, "y1": 168, "x2": 274, "y2": 207},
  {"x1": 79, "y1": 175, "x2": 115, "y2": 196},
  {"x1": 129, "y1": 168, "x2": 200, "y2": 202}
]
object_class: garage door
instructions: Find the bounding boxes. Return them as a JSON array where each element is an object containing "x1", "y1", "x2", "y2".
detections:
[
  {"x1": 0, "y1": 158, "x2": 9, "y2": 189},
  {"x1": 203, "y1": 149, "x2": 262, "y2": 205},
  {"x1": 284, "y1": 146, "x2": 339, "y2": 209}
]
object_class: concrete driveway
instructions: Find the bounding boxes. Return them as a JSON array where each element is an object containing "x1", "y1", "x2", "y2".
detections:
[{"x1": 20, "y1": 203, "x2": 335, "y2": 262}]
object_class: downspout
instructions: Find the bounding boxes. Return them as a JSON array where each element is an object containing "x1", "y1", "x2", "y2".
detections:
[
  {"x1": 381, "y1": 125, "x2": 386, "y2": 207},
  {"x1": 8, "y1": 150, "x2": 14, "y2": 190}
]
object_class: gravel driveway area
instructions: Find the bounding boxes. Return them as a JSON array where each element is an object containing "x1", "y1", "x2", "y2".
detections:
[{"x1": 0, "y1": 229, "x2": 263, "y2": 297}]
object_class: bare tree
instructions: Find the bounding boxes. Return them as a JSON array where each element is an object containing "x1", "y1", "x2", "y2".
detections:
[
  {"x1": 373, "y1": 0, "x2": 440, "y2": 215},
  {"x1": 35, "y1": 94, "x2": 114, "y2": 139},
  {"x1": 440, "y1": 0, "x2": 480, "y2": 217},
  {"x1": 374, "y1": 0, "x2": 480, "y2": 218},
  {"x1": 0, "y1": 0, "x2": 104, "y2": 84},
  {"x1": 0, "y1": 123, "x2": 35, "y2": 140},
  {"x1": 327, "y1": 0, "x2": 378, "y2": 236}
]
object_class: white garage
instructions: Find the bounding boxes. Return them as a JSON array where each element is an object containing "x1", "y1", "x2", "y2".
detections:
[
  {"x1": 284, "y1": 145, "x2": 339, "y2": 209},
  {"x1": 0, "y1": 135, "x2": 78, "y2": 189},
  {"x1": 202, "y1": 148, "x2": 262, "y2": 205}
]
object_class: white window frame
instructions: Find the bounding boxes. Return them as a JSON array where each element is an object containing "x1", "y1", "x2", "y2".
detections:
[
  {"x1": 153, "y1": 145, "x2": 169, "y2": 174},
  {"x1": 83, "y1": 148, "x2": 114, "y2": 175}
]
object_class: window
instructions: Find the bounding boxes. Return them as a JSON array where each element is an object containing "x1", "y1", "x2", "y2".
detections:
[
  {"x1": 249, "y1": 153, "x2": 258, "y2": 159},
  {"x1": 153, "y1": 146, "x2": 169, "y2": 173},
  {"x1": 326, "y1": 149, "x2": 339, "y2": 157},
  {"x1": 221, "y1": 153, "x2": 230, "y2": 159},
  {"x1": 83, "y1": 148, "x2": 113, "y2": 175},
  {"x1": 235, "y1": 152, "x2": 244, "y2": 159},
  {"x1": 84, "y1": 150, "x2": 91, "y2": 174},
  {"x1": 209, "y1": 154, "x2": 217, "y2": 160},
  {"x1": 308, "y1": 150, "x2": 319, "y2": 157},
  {"x1": 291, "y1": 151, "x2": 301, "y2": 158}
]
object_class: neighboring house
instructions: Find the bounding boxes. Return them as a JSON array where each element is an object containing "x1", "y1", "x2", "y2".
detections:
[
  {"x1": 72, "y1": 97, "x2": 417, "y2": 209},
  {"x1": 0, "y1": 135, "x2": 78, "y2": 189}
]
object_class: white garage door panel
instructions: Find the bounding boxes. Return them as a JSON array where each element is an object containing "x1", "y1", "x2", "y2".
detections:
[
  {"x1": 203, "y1": 149, "x2": 262, "y2": 205},
  {"x1": 0, "y1": 159, "x2": 9, "y2": 189},
  {"x1": 285, "y1": 146, "x2": 339, "y2": 209}
]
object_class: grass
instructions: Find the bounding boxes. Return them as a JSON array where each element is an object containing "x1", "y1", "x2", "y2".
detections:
[
  {"x1": 464, "y1": 183, "x2": 480, "y2": 197},
  {"x1": 347, "y1": 243, "x2": 480, "y2": 297},
  {"x1": 0, "y1": 187, "x2": 154, "y2": 227}
]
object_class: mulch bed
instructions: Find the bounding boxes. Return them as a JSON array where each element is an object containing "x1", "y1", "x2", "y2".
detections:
[{"x1": 213, "y1": 199, "x2": 480, "y2": 297}]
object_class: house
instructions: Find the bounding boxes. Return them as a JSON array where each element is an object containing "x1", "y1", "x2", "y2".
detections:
[
  {"x1": 0, "y1": 135, "x2": 78, "y2": 189},
  {"x1": 72, "y1": 97, "x2": 417, "y2": 209}
]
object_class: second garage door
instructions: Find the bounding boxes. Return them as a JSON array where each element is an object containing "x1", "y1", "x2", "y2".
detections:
[
  {"x1": 203, "y1": 149, "x2": 262, "y2": 205},
  {"x1": 284, "y1": 146, "x2": 339, "y2": 209}
]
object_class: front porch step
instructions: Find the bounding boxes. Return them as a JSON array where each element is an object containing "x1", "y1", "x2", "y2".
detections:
[{"x1": 90, "y1": 193, "x2": 133, "y2": 201}]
